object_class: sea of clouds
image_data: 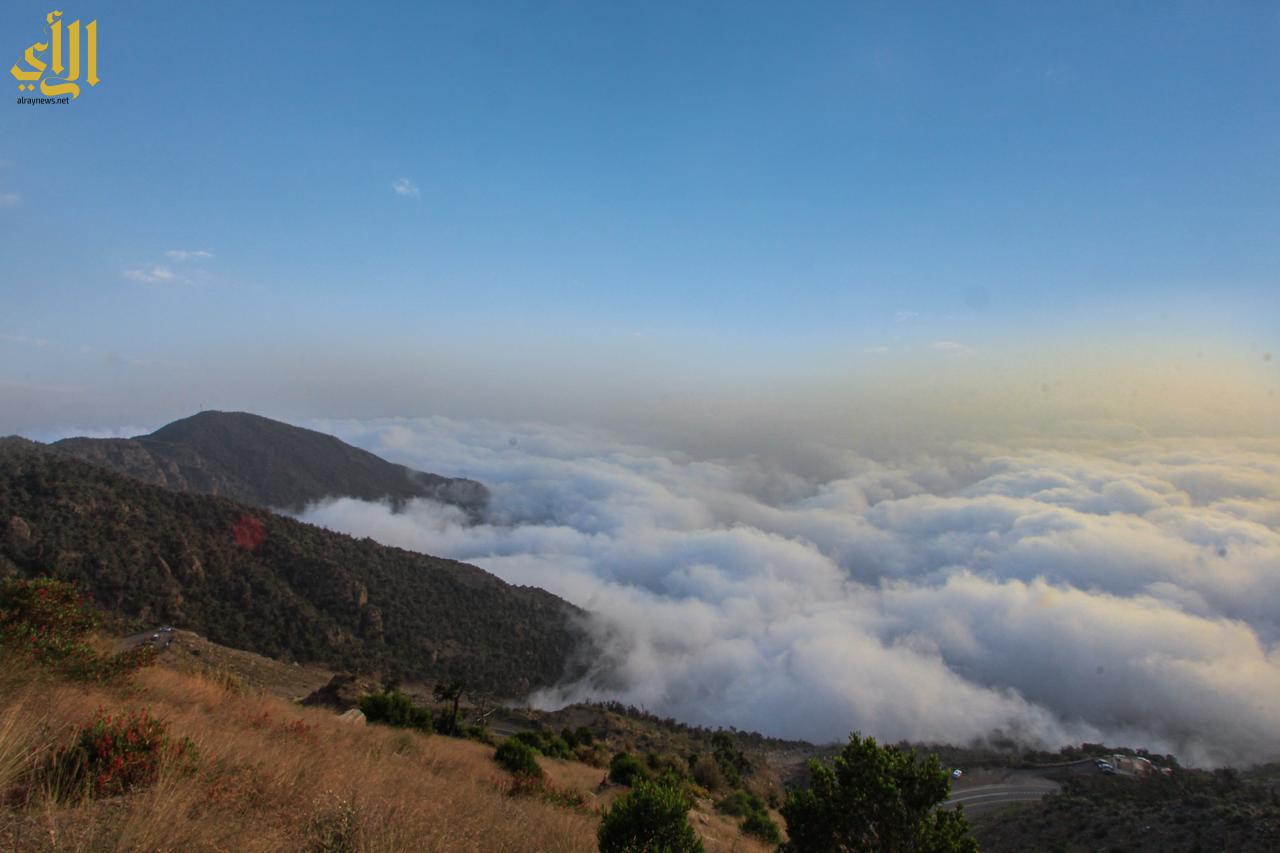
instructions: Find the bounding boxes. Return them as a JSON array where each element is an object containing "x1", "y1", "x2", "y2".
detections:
[{"x1": 296, "y1": 417, "x2": 1280, "y2": 767}]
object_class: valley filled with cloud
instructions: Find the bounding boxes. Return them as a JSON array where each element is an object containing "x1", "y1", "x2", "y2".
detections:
[{"x1": 297, "y1": 418, "x2": 1280, "y2": 768}]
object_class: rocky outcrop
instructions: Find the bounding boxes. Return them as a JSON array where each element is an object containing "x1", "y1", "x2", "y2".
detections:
[
  {"x1": 7, "y1": 515, "x2": 33, "y2": 552},
  {"x1": 300, "y1": 673, "x2": 377, "y2": 711}
]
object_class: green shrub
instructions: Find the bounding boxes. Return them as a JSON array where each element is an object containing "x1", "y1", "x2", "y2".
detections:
[
  {"x1": 53, "y1": 707, "x2": 197, "y2": 799},
  {"x1": 690, "y1": 753, "x2": 727, "y2": 791},
  {"x1": 513, "y1": 731, "x2": 545, "y2": 751},
  {"x1": 598, "y1": 779, "x2": 704, "y2": 853},
  {"x1": 609, "y1": 751, "x2": 650, "y2": 786},
  {"x1": 558, "y1": 725, "x2": 596, "y2": 750},
  {"x1": 465, "y1": 724, "x2": 495, "y2": 746},
  {"x1": 576, "y1": 742, "x2": 608, "y2": 767},
  {"x1": 0, "y1": 577, "x2": 157, "y2": 681},
  {"x1": 781, "y1": 732, "x2": 977, "y2": 852},
  {"x1": 494, "y1": 737, "x2": 543, "y2": 778},
  {"x1": 512, "y1": 729, "x2": 574, "y2": 759},
  {"x1": 541, "y1": 735, "x2": 573, "y2": 759},
  {"x1": 647, "y1": 752, "x2": 689, "y2": 780},
  {"x1": 716, "y1": 788, "x2": 764, "y2": 817},
  {"x1": 711, "y1": 730, "x2": 749, "y2": 788},
  {"x1": 742, "y1": 809, "x2": 782, "y2": 844},
  {"x1": 358, "y1": 690, "x2": 432, "y2": 732}
]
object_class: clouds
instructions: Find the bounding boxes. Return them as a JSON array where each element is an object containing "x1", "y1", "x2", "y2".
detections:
[
  {"x1": 391, "y1": 177, "x2": 420, "y2": 198},
  {"x1": 122, "y1": 265, "x2": 176, "y2": 284},
  {"x1": 165, "y1": 249, "x2": 212, "y2": 261},
  {"x1": 929, "y1": 340, "x2": 974, "y2": 357},
  {"x1": 0, "y1": 333, "x2": 52, "y2": 348},
  {"x1": 294, "y1": 419, "x2": 1280, "y2": 766},
  {"x1": 122, "y1": 248, "x2": 213, "y2": 285}
]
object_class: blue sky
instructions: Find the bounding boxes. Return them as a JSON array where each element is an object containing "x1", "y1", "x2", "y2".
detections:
[{"x1": 1, "y1": 1, "x2": 1277, "y2": 434}]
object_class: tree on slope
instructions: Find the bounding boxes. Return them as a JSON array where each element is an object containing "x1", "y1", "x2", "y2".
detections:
[
  {"x1": 781, "y1": 732, "x2": 977, "y2": 853},
  {"x1": 597, "y1": 778, "x2": 704, "y2": 853}
]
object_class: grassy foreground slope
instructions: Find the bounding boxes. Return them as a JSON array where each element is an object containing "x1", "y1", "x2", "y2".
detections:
[
  {"x1": 0, "y1": 438, "x2": 585, "y2": 697},
  {"x1": 0, "y1": 658, "x2": 602, "y2": 852},
  {"x1": 0, "y1": 653, "x2": 773, "y2": 852}
]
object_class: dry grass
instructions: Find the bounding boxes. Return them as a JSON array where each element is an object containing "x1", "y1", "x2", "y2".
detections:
[
  {"x1": 0, "y1": 658, "x2": 774, "y2": 852},
  {"x1": 0, "y1": 659, "x2": 600, "y2": 851}
]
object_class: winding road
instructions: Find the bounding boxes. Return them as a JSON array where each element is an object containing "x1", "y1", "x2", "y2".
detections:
[{"x1": 943, "y1": 780, "x2": 1059, "y2": 812}]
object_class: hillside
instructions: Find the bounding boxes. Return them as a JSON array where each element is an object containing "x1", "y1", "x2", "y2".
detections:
[
  {"x1": 0, "y1": 438, "x2": 585, "y2": 698},
  {"x1": 0, "y1": 650, "x2": 776, "y2": 852},
  {"x1": 50, "y1": 410, "x2": 488, "y2": 518},
  {"x1": 972, "y1": 770, "x2": 1280, "y2": 852}
]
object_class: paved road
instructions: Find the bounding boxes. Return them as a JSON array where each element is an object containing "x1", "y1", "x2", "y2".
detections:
[
  {"x1": 944, "y1": 781, "x2": 1059, "y2": 812},
  {"x1": 118, "y1": 627, "x2": 175, "y2": 651}
]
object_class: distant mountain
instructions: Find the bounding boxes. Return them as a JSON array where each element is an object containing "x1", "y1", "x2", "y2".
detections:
[
  {"x1": 50, "y1": 411, "x2": 488, "y2": 518},
  {"x1": 0, "y1": 439, "x2": 585, "y2": 697}
]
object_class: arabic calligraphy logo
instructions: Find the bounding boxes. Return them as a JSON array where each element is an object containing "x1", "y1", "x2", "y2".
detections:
[{"x1": 11, "y1": 10, "x2": 99, "y2": 99}]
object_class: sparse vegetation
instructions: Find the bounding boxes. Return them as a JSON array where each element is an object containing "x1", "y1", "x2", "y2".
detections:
[{"x1": 0, "y1": 655, "x2": 605, "y2": 851}]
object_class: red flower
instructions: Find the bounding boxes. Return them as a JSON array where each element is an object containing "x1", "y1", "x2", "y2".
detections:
[{"x1": 232, "y1": 515, "x2": 268, "y2": 551}]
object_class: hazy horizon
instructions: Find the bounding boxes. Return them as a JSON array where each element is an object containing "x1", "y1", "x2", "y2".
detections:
[{"x1": 3, "y1": 2, "x2": 1277, "y2": 440}]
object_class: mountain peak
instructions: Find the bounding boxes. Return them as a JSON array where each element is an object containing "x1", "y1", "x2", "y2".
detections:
[{"x1": 51, "y1": 411, "x2": 488, "y2": 517}]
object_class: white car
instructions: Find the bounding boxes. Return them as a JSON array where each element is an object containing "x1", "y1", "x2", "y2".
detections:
[{"x1": 951, "y1": 769, "x2": 963, "y2": 779}]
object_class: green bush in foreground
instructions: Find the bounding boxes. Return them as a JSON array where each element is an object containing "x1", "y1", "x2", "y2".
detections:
[
  {"x1": 597, "y1": 779, "x2": 704, "y2": 853},
  {"x1": 781, "y1": 732, "x2": 977, "y2": 852},
  {"x1": 495, "y1": 737, "x2": 543, "y2": 778}
]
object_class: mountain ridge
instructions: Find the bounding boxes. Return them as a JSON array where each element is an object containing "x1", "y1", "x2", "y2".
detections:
[
  {"x1": 0, "y1": 437, "x2": 585, "y2": 697},
  {"x1": 48, "y1": 410, "x2": 488, "y2": 518}
]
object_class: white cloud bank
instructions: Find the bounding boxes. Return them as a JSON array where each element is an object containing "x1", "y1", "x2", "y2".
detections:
[{"x1": 297, "y1": 419, "x2": 1280, "y2": 767}]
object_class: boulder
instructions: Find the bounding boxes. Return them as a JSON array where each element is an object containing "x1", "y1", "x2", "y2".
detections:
[
  {"x1": 337, "y1": 708, "x2": 367, "y2": 726},
  {"x1": 300, "y1": 673, "x2": 376, "y2": 711},
  {"x1": 7, "y1": 515, "x2": 33, "y2": 552}
]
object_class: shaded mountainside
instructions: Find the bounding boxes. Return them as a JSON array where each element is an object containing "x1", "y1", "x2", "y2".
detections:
[
  {"x1": 0, "y1": 438, "x2": 587, "y2": 697},
  {"x1": 50, "y1": 410, "x2": 488, "y2": 518},
  {"x1": 973, "y1": 768, "x2": 1280, "y2": 852}
]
